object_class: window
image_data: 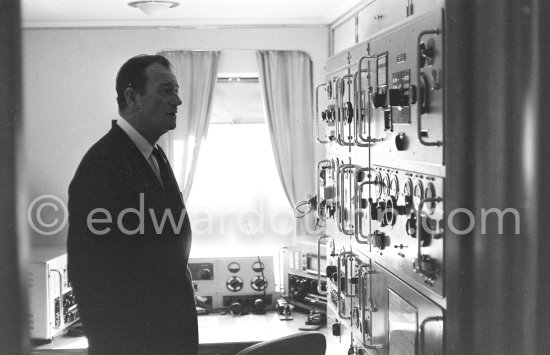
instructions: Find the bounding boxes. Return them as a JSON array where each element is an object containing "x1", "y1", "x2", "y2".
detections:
[{"x1": 187, "y1": 75, "x2": 295, "y2": 257}]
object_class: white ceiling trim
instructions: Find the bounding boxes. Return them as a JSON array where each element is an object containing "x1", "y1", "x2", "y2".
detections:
[{"x1": 22, "y1": 18, "x2": 332, "y2": 29}]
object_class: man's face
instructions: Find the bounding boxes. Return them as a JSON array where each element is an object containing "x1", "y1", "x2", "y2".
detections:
[{"x1": 135, "y1": 62, "x2": 182, "y2": 136}]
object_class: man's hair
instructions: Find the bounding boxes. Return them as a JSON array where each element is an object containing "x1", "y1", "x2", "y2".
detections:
[{"x1": 116, "y1": 54, "x2": 172, "y2": 112}]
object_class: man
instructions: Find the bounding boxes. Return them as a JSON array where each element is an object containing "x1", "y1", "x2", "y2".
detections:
[{"x1": 67, "y1": 55, "x2": 198, "y2": 355}]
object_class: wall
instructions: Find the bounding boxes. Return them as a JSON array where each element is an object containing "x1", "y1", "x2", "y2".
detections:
[
  {"x1": 22, "y1": 26, "x2": 329, "y2": 249},
  {"x1": 330, "y1": 0, "x2": 444, "y2": 55}
]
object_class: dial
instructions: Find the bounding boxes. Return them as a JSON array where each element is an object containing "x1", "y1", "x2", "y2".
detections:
[
  {"x1": 403, "y1": 178, "x2": 413, "y2": 208},
  {"x1": 251, "y1": 276, "x2": 268, "y2": 291},
  {"x1": 413, "y1": 180, "x2": 424, "y2": 210},
  {"x1": 389, "y1": 175, "x2": 399, "y2": 197},
  {"x1": 228, "y1": 262, "x2": 241, "y2": 273},
  {"x1": 374, "y1": 172, "x2": 383, "y2": 201},
  {"x1": 424, "y1": 183, "x2": 436, "y2": 199},
  {"x1": 382, "y1": 174, "x2": 391, "y2": 198},
  {"x1": 226, "y1": 276, "x2": 244, "y2": 292},
  {"x1": 424, "y1": 183, "x2": 437, "y2": 214},
  {"x1": 252, "y1": 261, "x2": 265, "y2": 273}
]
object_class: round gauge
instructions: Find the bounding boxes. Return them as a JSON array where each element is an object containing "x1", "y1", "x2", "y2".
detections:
[
  {"x1": 413, "y1": 180, "x2": 424, "y2": 210},
  {"x1": 424, "y1": 183, "x2": 436, "y2": 199},
  {"x1": 251, "y1": 276, "x2": 268, "y2": 291},
  {"x1": 381, "y1": 174, "x2": 391, "y2": 199},
  {"x1": 226, "y1": 276, "x2": 244, "y2": 292},
  {"x1": 228, "y1": 262, "x2": 241, "y2": 273},
  {"x1": 384, "y1": 197, "x2": 397, "y2": 226},
  {"x1": 252, "y1": 261, "x2": 265, "y2": 273},
  {"x1": 374, "y1": 172, "x2": 383, "y2": 200},
  {"x1": 327, "y1": 80, "x2": 333, "y2": 99},
  {"x1": 403, "y1": 178, "x2": 413, "y2": 208},
  {"x1": 424, "y1": 183, "x2": 437, "y2": 214},
  {"x1": 389, "y1": 175, "x2": 399, "y2": 197}
]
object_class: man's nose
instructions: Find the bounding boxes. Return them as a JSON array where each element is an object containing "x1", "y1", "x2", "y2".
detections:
[{"x1": 174, "y1": 94, "x2": 182, "y2": 106}]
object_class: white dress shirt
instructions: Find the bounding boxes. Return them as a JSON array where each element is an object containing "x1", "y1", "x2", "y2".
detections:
[{"x1": 117, "y1": 117, "x2": 163, "y2": 184}]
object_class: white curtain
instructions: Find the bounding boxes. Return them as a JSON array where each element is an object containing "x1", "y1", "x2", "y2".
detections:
[
  {"x1": 158, "y1": 51, "x2": 220, "y2": 201},
  {"x1": 256, "y1": 51, "x2": 315, "y2": 208}
]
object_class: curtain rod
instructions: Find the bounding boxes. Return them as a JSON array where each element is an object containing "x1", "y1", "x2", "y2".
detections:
[{"x1": 217, "y1": 77, "x2": 259, "y2": 82}]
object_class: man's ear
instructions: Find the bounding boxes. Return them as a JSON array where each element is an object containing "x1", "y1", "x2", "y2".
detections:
[{"x1": 124, "y1": 87, "x2": 139, "y2": 109}]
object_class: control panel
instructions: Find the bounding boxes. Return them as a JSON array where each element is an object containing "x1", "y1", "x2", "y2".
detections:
[
  {"x1": 281, "y1": 246, "x2": 328, "y2": 312},
  {"x1": 317, "y1": 8, "x2": 445, "y2": 355},
  {"x1": 189, "y1": 256, "x2": 275, "y2": 313},
  {"x1": 28, "y1": 248, "x2": 79, "y2": 341},
  {"x1": 368, "y1": 9, "x2": 444, "y2": 167}
]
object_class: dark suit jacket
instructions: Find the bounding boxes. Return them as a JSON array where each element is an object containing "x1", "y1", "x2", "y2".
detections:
[{"x1": 67, "y1": 123, "x2": 198, "y2": 355}]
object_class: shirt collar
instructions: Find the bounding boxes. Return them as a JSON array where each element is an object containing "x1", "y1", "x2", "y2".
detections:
[{"x1": 117, "y1": 117, "x2": 156, "y2": 160}]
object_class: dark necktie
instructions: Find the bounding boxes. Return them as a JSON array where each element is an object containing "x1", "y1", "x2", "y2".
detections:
[{"x1": 152, "y1": 146, "x2": 183, "y2": 205}]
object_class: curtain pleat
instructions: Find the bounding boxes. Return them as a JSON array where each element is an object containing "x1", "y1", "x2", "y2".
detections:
[
  {"x1": 256, "y1": 51, "x2": 315, "y2": 208},
  {"x1": 158, "y1": 51, "x2": 220, "y2": 201}
]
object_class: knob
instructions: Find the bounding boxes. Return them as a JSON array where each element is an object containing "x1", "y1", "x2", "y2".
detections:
[
  {"x1": 327, "y1": 203, "x2": 336, "y2": 217},
  {"x1": 413, "y1": 255, "x2": 437, "y2": 277},
  {"x1": 406, "y1": 213, "x2": 417, "y2": 236},
  {"x1": 371, "y1": 231, "x2": 386, "y2": 250},
  {"x1": 395, "y1": 132, "x2": 407, "y2": 151},
  {"x1": 368, "y1": 198, "x2": 381, "y2": 222},
  {"x1": 326, "y1": 265, "x2": 337, "y2": 281},
  {"x1": 200, "y1": 268, "x2": 212, "y2": 280},
  {"x1": 230, "y1": 302, "x2": 248, "y2": 316},
  {"x1": 325, "y1": 109, "x2": 333, "y2": 122},
  {"x1": 253, "y1": 299, "x2": 265, "y2": 314},
  {"x1": 332, "y1": 322, "x2": 341, "y2": 336}
]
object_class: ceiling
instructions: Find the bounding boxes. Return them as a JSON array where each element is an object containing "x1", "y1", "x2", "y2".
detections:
[{"x1": 22, "y1": 0, "x2": 363, "y2": 28}]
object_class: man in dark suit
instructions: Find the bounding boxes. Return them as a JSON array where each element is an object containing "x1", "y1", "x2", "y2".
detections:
[{"x1": 67, "y1": 55, "x2": 198, "y2": 354}]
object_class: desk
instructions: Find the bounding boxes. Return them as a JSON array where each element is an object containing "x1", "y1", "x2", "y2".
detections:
[{"x1": 32, "y1": 311, "x2": 348, "y2": 355}]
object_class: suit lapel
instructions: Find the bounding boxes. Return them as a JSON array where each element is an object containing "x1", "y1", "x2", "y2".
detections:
[{"x1": 109, "y1": 124, "x2": 184, "y2": 210}]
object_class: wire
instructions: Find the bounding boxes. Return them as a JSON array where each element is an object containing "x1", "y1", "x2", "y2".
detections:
[{"x1": 293, "y1": 194, "x2": 317, "y2": 218}]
